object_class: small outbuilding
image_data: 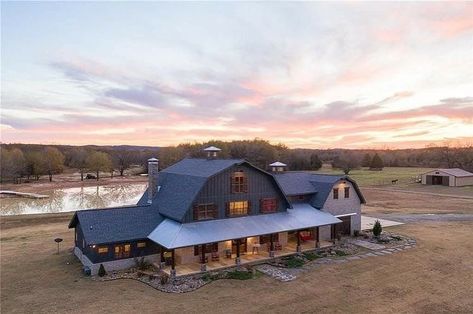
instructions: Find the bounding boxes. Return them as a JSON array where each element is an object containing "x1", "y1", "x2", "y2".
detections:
[{"x1": 421, "y1": 168, "x2": 473, "y2": 187}]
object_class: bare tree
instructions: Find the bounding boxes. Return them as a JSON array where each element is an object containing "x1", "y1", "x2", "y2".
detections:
[
  {"x1": 69, "y1": 148, "x2": 88, "y2": 181},
  {"x1": 113, "y1": 150, "x2": 134, "y2": 176}
]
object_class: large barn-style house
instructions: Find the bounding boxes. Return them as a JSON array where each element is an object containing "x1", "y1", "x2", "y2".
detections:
[{"x1": 69, "y1": 147, "x2": 366, "y2": 276}]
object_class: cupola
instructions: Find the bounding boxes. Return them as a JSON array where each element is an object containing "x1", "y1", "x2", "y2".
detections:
[
  {"x1": 203, "y1": 146, "x2": 221, "y2": 159},
  {"x1": 269, "y1": 161, "x2": 287, "y2": 172}
]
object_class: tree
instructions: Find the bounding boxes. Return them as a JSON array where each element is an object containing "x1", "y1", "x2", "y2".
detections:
[
  {"x1": 370, "y1": 153, "x2": 384, "y2": 170},
  {"x1": 372, "y1": 220, "x2": 382, "y2": 237},
  {"x1": 98, "y1": 264, "x2": 107, "y2": 277},
  {"x1": 310, "y1": 153, "x2": 322, "y2": 170},
  {"x1": 361, "y1": 153, "x2": 371, "y2": 167},
  {"x1": 86, "y1": 151, "x2": 113, "y2": 180},
  {"x1": 332, "y1": 154, "x2": 359, "y2": 175},
  {"x1": 25, "y1": 151, "x2": 45, "y2": 181},
  {"x1": 69, "y1": 148, "x2": 88, "y2": 181},
  {"x1": 0, "y1": 148, "x2": 26, "y2": 183},
  {"x1": 44, "y1": 147, "x2": 65, "y2": 182},
  {"x1": 113, "y1": 150, "x2": 134, "y2": 176}
]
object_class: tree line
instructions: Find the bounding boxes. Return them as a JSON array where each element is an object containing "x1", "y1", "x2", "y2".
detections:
[{"x1": 1, "y1": 140, "x2": 472, "y2": 183}]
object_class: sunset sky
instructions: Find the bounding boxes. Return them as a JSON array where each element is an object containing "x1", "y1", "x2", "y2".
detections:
[{"x1": 1, "y1": 2, "x2": 472, "y2": 149}]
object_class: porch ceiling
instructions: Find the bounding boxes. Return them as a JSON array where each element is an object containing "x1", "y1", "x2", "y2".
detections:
[{"x1": 147, "y1": 203, "x2": 341, "y2": 249}]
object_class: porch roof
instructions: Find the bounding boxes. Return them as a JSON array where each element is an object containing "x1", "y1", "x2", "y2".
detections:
[{"x1": 147, "y1": 203, "x2": 341, "y2": 249}]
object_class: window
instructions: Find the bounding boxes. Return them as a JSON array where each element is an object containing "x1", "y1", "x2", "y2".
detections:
[
  {"x1": 227, "y1": 201, "x2": 249, "y2": 216},
  {"x1": 259, "y1": 234, "x2": 279, "y2": 244},
  {"x1": 98, "y1": 247, "x2": 108, "y2": 254},
  {"x1": 193, "y1": 203, "x2": 217, "y2": 220},
  {"x1": 231, "y1": 171, "x2": 248, "y2": 193},
  {"x1": 137, "y1": 242, "x2": 146, "y2": 248},
  {"x1": 333, "y1": 188, "x2": 339, "y2": 199},
  {"x1": 194, "y1": 243, "x2": 218, "y2": 256},
  {"x1": 344, "y1": 187, "x2": 350, "y2": 198},
  {"x1": 114, "y1": 244, "x2": 131, "y2": 259},
  {"x1": 260, "y1": 198, "x2": 278, "y2": 213}
]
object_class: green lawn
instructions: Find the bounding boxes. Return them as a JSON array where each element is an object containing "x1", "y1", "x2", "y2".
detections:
[{"x1": 310, "y1": 166, "x2": 435, "y2": 187}]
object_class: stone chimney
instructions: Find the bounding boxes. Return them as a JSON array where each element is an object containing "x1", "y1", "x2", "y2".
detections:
[
  {"x1": 203, "y1": 146, "x2": 221, "y2": 159},
  {"x1": 269, "y1": 161, "x2": 287, "y2": 173},
  {"x1": 147, "y1": 158, "x2": 159, "y2": 204}
]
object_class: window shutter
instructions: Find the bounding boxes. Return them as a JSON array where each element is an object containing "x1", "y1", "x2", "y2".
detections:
[
  {"x1": 275, "y1": 199, "x2": 279, "y2": 211},
  {"x1": 212, "y1": 204, "x2": 217, "y2": 219},
  {"x1": 247, "y1": 200, "x2": 251, "y2": 214},
  {"x1": 244, "y1": 176, "x2": 248, "y2": 193},
  {"x1": 259, "y1": 199, "x2": 263, "y2": 213},
  {"x1": 225, "y1": 202, "x2": 230, "y2": 217}
]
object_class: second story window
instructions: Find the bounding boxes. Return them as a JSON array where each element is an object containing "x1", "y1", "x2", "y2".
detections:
[
  {"x1": 227, "y1": 201, "x2": 249, "y2": 217},
  {"x1": 193, "y1": 203, "x2": 217, "y2": 220},
  {"x1": 260, "y1": 198, "x2": 278, "y2": 213},
  {"x1": 344, "y1": 187, "x2": 350, "y2": 198},
  {"x1": 231, "y1": 171, "x2": 248, "y2": 193},
  {"x1": 333, "y1": 188, "x2": 339, "y2": 199}
]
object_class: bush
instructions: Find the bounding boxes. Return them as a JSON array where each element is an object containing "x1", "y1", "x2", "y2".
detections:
[
  {"x1": 133, "y1": 257, "x2": 149, "y2": 271},
  {"x1": 354, "y1": 230, "x2": 360, "y2": 237},
  {"x1": 284, "y1": 256, "x2": 305, "y2": 268},
  {"x1": 303, "y1": 252, "x2": 321, "y2": 261},
  {"x1": 160, "y1": 273, "x2": 169, "y2": 285},
  {"x1": 373, "y1": 220, "x2": 383, "y2": 237},
  {"x1": 226, "y1": 270, "x2": 253, "y2": 280},
  {"x1": 335, "y1": 250, "x2": 348, "y2": 256},
  {"x1": 98, "y1": 264, "x2": 107, "y2": 277}
]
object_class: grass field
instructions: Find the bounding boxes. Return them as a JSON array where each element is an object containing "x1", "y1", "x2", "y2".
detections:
[
  {"x1": 312, "y1": 166, "x2": 435, "y2": 186},
  {"x1": 1, "y1": 189, "x2": 473, "y2": 313}
]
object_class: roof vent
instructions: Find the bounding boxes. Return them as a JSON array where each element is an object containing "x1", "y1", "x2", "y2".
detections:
[
  {"x1": 203, "y1": 146, "x2": 221, "y2": 159},
  {"x1": 269, "y1": 161, "x2": 287, "y2": 172}
]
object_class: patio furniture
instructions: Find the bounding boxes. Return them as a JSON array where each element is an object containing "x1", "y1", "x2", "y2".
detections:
[
  {"x1": 211, "y1": 252, "x2": 220, "y2": 261},
  {"x1": 299, "y1": 233, "x2": 312, "y2": 242}
]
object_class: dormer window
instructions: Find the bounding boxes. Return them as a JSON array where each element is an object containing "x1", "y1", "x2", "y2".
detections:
[{"x1": 231, "y1": 171, "x2": 248, "y2": 193}]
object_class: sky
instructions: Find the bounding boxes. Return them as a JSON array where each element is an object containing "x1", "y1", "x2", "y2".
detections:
[{"x1": 1, "y1": 2, "x2": 472, "y2": 149}]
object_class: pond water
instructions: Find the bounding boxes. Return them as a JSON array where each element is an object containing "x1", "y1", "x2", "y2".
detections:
[{"x1": 0, "y1": 183, "x2": 147, "y2": 216}]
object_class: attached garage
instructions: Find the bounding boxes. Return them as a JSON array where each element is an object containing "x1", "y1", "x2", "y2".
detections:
[{"x1": 421, "y1": 168, "x2": 473, "y2": 187}]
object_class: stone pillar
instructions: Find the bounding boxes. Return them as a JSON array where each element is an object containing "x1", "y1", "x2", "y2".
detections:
[
  {"x1": 269, "y1": 234, "x2": 275, "y2": 257},
  {"x1": 200, "y1": 244, "x2": 207, "y2": 272},
  {"x1": 170, "y1": 249, "x2": 176, "y2": 277},
  {"x1": 147, "y1": 158, "x2": 159, "y2": 204},
  {"x1": 315, "y1": 227, "x2": 320, "y2": 248},
  {"x1": 235, "y1": 239, "x2": 241, "y2": 265}
]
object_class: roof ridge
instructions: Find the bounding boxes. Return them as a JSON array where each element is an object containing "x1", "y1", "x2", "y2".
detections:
[{"x1": 76, "y1": 204, "x2": 150, "y2": 214}]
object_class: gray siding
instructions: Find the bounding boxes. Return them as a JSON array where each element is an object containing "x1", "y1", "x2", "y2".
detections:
[{"x1": 184, "y1": 164, "x2": 287, "y2": 222}]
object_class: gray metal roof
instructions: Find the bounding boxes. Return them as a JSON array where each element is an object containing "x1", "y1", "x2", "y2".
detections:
[
  {"x1": 147, "y1": 203, "x2": 341, "y2": 249},
  {"x1": 425, "y1": 168, "x2": 473, "y2": 177},
  {"x1": 269, "y1": 161, "x2": 287, "y2": 167},
  {"x1": 274, "y1": 172, "x2": 366, "y2": 208},
  {"x1": 162, "y1": 158, "x2": 245, "y2": 177},
  {"x1": 69, "y1": 205, "x2": 163, "y2": 245}
]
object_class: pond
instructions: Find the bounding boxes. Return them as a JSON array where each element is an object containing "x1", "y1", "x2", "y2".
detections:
[{"x1": 0, "y1": 183, "x2": 148, "y2": 216}]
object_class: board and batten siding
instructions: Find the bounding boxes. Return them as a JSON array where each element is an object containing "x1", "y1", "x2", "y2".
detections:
[
  {"x1": 183, "y1": 164, "x2": 288, "y2": 222},
  {"x1": 321, "y1": 180, "x2": 362, "y2": 235}
]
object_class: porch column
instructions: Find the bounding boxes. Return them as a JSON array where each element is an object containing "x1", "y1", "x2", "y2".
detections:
[
  {"x1": 331, "y1": 224, "x2": 336, "y2": 244},
  {"x1": 315, "y1": 227, "x2": 320, "y2": 248},
  {"x1": 200, "y1": 244, "x2": 207, "y2": 272},
  {"x1": 170, "y1": 249, "x2": 176, "y2": 277},
  {"x1": 296, "y1": 230, "x2": 301, "y2": 252},
  {"x1": 269, "y1": 234, "x2": 275, "y2": 258},
  {"x1": 160, "y1": 245, "x2": 165, "y2": 269},
  {"x1": 235, "y1": 239, "x2": 241, "y2": 265}
]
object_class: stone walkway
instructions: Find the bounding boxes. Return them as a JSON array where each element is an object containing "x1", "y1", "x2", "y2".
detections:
[
  {"x1": 255, "y1": 264, "x2": 297, "y2": 282},
  {"x1": 254, "y1": 237, "x2": 417, "y2": 282},
  {"x1": 348, "y1": 239, "x2": 386, "y2": 250}
]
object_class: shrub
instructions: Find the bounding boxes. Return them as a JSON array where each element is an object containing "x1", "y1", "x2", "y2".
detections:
[
  {"x1": 227, "y1": 270, "x2": 253, "y2": 280},
  {"x1": 284, "y1": 256, "x2": 305, "y2": 268},
  {"x1": 354, "y1": 230, "x2": 360, "y2": 237},
  {"x1": 133, "y1": 257, "x2": 149, "y2": 271},
  {"x1": 335, "y1": 250, "x2": 348, "y2": 256},
  {"x1": 303, "y1": 252, "x2": 321, "y2": 261},
  {"x1": 369, "y1": 153, "x2": 384, "y2": 170},
  {"x1": 98, "y1": 264, "x2": 107, "y2": 277},
  {"x1": 373, "y1": 220, "x2": 383, "y2": 237},
  {"x1": 160, "y1": 273, "x2": 169, "y2": 285}
]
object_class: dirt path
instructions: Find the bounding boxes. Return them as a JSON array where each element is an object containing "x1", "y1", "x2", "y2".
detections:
[{"x1": 363, "y1": 186, "x2": 473, "y2": 200}]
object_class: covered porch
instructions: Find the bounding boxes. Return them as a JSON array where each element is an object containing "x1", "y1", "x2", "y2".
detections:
[{"x1": 148, "y1": 204, "x2": 341, "y2": 276}]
